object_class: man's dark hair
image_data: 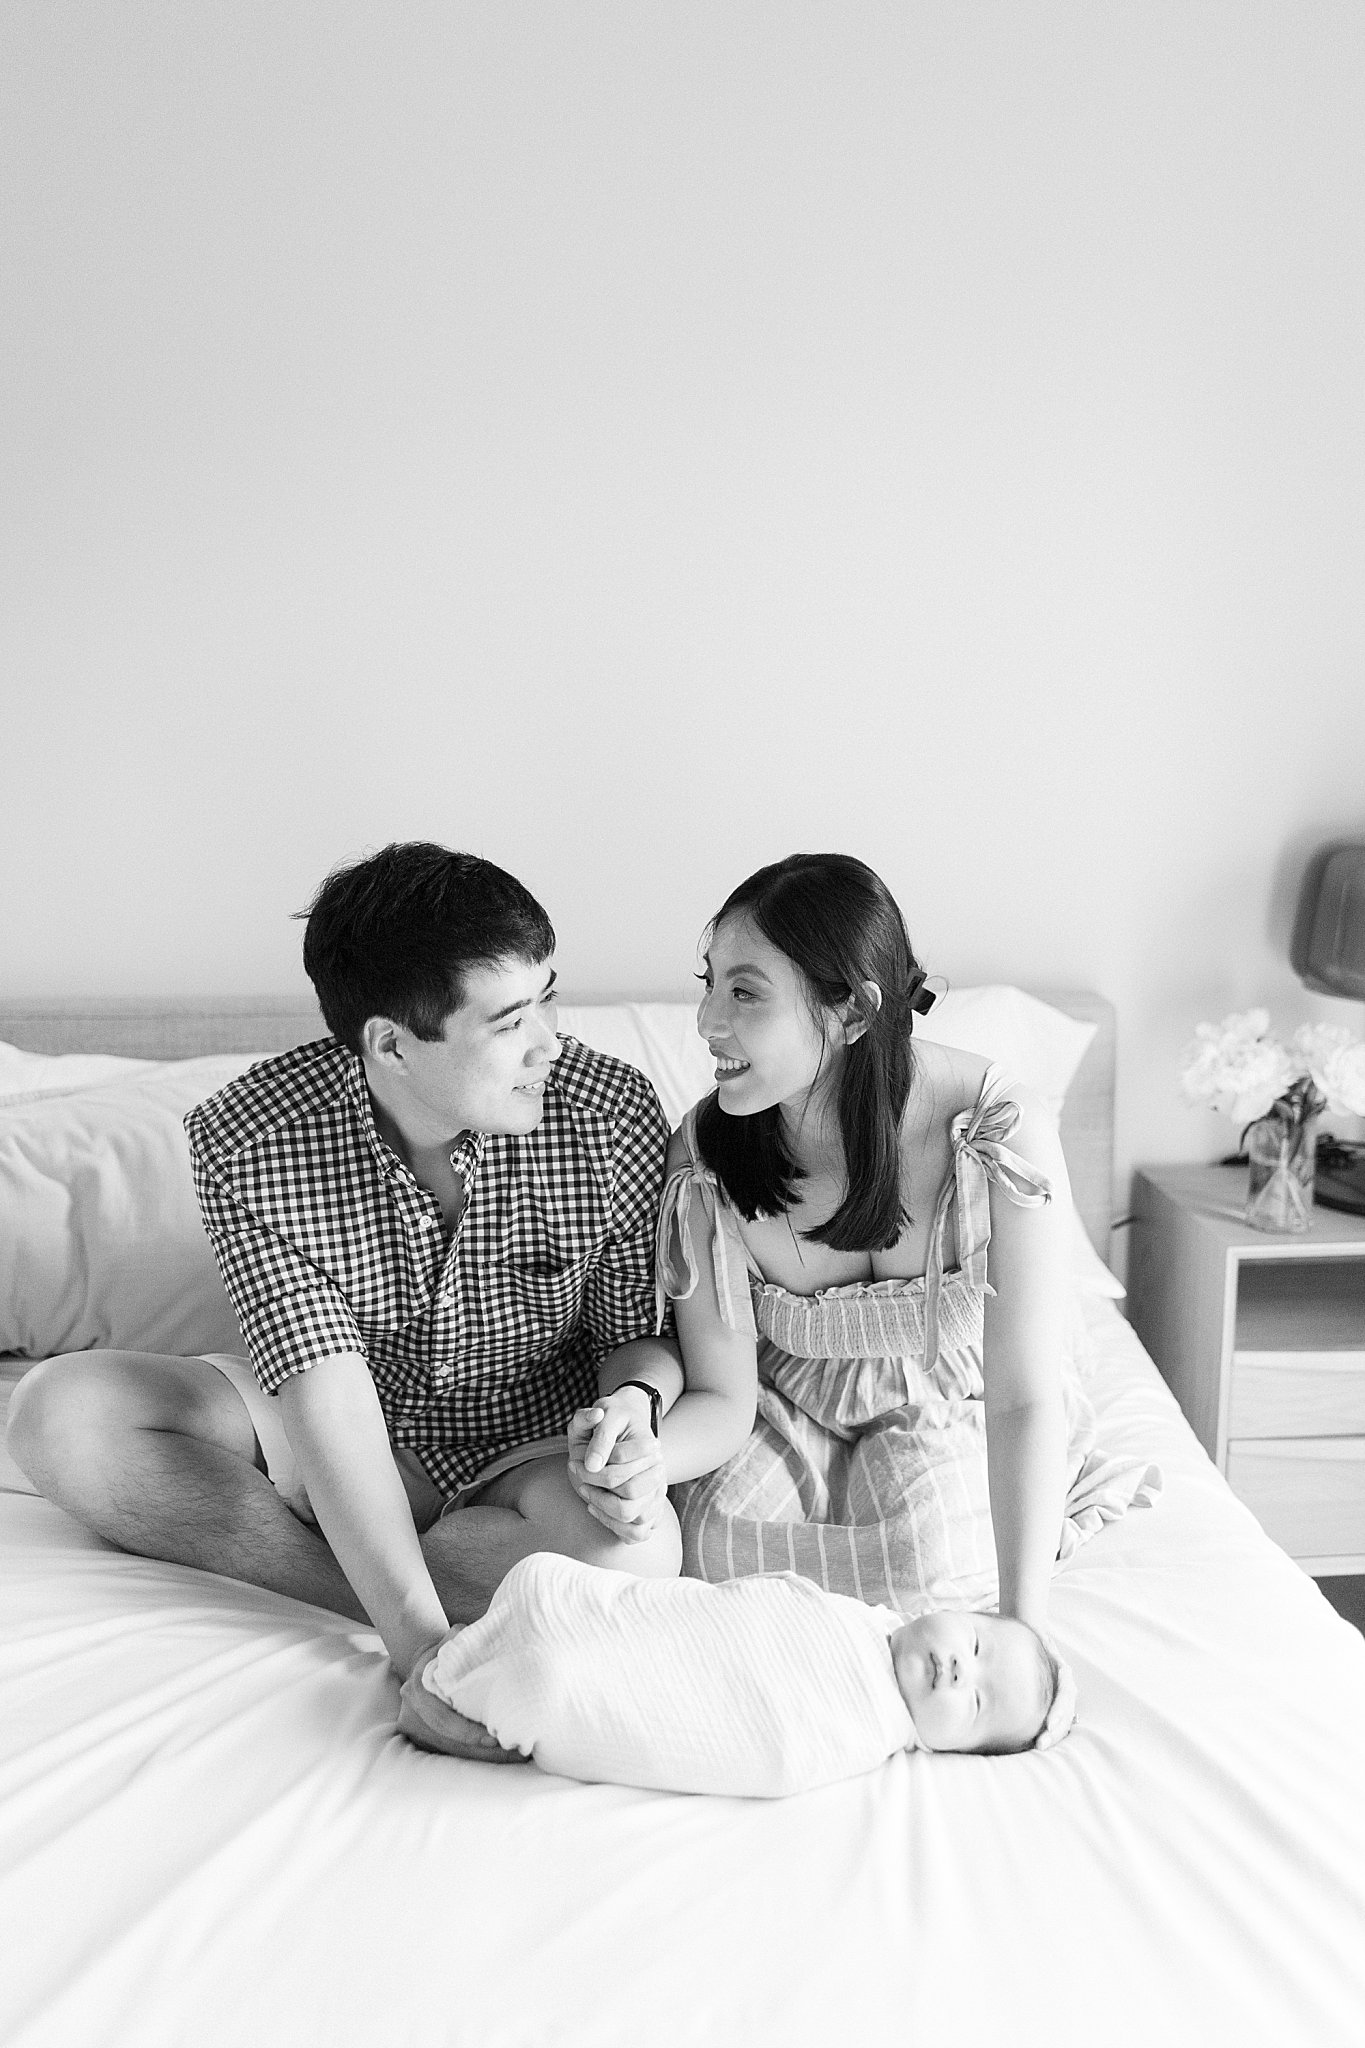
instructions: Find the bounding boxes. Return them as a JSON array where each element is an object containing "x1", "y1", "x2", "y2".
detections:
[{"x1": 299, "y1": 842, "x2": 555, "y2": 1054}]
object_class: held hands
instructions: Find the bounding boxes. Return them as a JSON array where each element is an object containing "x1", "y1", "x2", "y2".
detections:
[{"x1": 566, "y1": 1387, "x2": 667, "y2": 1542}]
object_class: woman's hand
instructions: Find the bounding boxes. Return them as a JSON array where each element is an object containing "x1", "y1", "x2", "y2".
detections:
[{"x1": 566, "y1": 1390, "x2": 668, "y2": 1541}]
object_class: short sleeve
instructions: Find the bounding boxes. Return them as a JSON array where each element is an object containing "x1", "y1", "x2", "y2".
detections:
[{"x1": 190, "y1": 1157, "x2": 365, "y2": 1393}]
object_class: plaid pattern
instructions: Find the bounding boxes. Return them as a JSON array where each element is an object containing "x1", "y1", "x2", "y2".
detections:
[{"x1": 186, "y1": 1035, "x2": 670, "y2": 1495}]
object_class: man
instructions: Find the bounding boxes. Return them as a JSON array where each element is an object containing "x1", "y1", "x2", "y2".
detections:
[{"x1": 8, "y1": 842, "x2": 686, "y2": 1756}]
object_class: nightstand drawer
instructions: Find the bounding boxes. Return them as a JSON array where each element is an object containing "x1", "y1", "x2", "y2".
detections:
[
  {"x1": 1225, "y1": 1437, "x2": 1365, "y2": 1559},
  {"x1": 1227, "y1": 1353, "x2": 1365, "y2": 1437}
]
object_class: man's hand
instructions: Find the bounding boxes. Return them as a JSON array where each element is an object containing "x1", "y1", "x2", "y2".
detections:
[
  {"x1": 566, "y1": 1390, "x2": 667, "y2": 1542},
  {"x1": 396, "y1": 1638, "x2": 531, "y2": 1764}
]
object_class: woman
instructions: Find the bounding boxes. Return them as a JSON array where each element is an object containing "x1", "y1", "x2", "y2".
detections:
[{"x1": 656, "y1": 853, "x2": 1155, "y2": 1627}]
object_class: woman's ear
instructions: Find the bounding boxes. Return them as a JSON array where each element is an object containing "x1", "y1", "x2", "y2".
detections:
[{"x1": 839, "y1": 980, "x2": 882, "y2": 1046}]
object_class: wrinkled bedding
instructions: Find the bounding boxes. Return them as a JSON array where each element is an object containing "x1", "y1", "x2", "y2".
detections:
[{"x1": 3, "y1": 1299, "x2": 1365, "y2": 2048}]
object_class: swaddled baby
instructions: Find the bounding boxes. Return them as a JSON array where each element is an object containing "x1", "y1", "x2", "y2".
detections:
[{"x1": 420, "y1": 1552, "x2": 1075, "y2": 1797}]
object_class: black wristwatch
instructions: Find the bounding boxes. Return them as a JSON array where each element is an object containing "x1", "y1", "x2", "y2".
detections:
[{"x1": 616, "y1": 1378, "x2": 663, "y2": 1437}]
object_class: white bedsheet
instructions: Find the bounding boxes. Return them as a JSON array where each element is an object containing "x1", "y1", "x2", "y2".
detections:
[{"x1": 3, "y1": 1304, "x2": 1364, "y2": 2048}]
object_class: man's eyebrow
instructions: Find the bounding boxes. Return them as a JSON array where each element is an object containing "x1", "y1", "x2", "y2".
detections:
[{"x1": 486, "y1": 968, "x2": 557, "y2": 1023}]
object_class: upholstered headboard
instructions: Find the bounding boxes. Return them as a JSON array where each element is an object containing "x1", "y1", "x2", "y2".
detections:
[{"x1": 0, "y1": 989, "x2": 1117, "y2": 1252}]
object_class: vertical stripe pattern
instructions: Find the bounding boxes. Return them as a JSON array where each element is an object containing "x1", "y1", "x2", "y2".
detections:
[{"x1": 662, "y1": 1068, "x2": 1161, "y2": 1613}]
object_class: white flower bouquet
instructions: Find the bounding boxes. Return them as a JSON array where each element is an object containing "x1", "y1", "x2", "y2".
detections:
[
  {"x1": 1181, "y1": 1009, "x2": 1365, "y2": 1231},
  {"x1": 1181, "y1": 1009, "x2": 1365, "y2": 1129}
]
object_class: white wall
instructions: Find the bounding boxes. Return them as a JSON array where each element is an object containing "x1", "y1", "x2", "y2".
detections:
[{"x1": 4, "y1": 2, "x2": 1364, "y2": 1209}]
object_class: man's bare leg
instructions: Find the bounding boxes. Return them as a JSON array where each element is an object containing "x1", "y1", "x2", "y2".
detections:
[
  {"x1": 419, "y1": 1452, "x2": 683, "y2": 1624},
  {"x1": 9, "y1": 1355, "x2": 682, "y2": 1636},
  {"x1": 5, "y1": 1352, "x2": 368, "y2": 1619}
]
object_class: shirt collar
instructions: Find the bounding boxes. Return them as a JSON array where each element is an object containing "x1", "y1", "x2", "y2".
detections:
[
  {"x1": 450, "y1": 1129, "x2": 487, "y2": 1181},
  {"x1": 345, "y1": 1049, "x2": 487, "y2": 1190},
  {"x1": 343, "y1": 1051, "x2": 396, "y2": 1174}
]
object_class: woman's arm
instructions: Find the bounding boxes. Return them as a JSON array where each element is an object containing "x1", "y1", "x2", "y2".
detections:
[
  {"x1": 624, "y1": 1125, "x2": 757, "y2": 1482},
  {"x1": 978, "y1": 1090, "x2": 1072, "y2": 1628},
  {"x1": 652, "y1": 1254, "x2": 758, "y2": 1482},
  {"x1": 570, "y1": 1130, "x2": 758, "y2": 1522}
]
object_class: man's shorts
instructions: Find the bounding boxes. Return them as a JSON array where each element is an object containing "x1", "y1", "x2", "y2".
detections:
[{"x1": 201, "y1": 1354, "x2": 569, "y2": 1533}]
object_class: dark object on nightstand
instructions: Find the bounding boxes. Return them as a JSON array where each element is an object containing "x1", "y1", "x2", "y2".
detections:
[
  {"x1": 1289, "y1": 842, "x2": 1365, "y2": 1213},
  {"x1": 1316, "y1": 1134, "x2": 1365, "y2": 1217},
  {"x1": 1291, "y1": 841, "x2": 1365, "y2": 999}
]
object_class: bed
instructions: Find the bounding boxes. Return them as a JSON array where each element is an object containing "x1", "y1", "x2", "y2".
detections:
[{"x1": 2, "y1": 991, "x2": 1364, "y2": 2048}]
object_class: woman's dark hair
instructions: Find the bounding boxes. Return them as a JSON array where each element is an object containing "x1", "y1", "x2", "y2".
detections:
[
  {"x1": 694, "y1": 853, "x2": 931, "y2": 1253},
  {"x1": 299, "y1": 842, "x2": 555, "y2": 1054}
]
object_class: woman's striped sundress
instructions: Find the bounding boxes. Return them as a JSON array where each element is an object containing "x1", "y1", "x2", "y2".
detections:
[{"x1": 658, "y1": 1065, "x2": 1160, "y2": 1616}]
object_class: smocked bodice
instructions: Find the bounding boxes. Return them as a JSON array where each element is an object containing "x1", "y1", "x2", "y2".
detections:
[
  {"x1": 656, "y1": 1064, "x2": 1052, "y2": 1404},
  {"x1": 750, "y1": 1269, "x2": 975, "y2": 1365}
]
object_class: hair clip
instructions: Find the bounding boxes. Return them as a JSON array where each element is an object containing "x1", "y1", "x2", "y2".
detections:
[{"x1": 907, "y1": 972, "x2": 943, "y2": 1018}]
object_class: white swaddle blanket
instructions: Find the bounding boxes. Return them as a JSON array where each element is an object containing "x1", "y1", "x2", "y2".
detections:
[{"x1": 424, "y1": 1553, "x2": 916, "y2": 1797}]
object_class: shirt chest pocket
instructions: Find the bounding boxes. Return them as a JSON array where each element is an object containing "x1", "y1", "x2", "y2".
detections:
[{"x1": 486, "y1": 1251, "x2": 594, "y2": 1355}]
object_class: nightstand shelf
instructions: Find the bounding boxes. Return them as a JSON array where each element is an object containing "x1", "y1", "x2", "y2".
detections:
[{"x1": 1128, "y1": 1164, "x2": 1365, "y2": 1575}]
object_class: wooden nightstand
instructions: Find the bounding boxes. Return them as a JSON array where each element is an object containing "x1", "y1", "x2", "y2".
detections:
[{"x1": 1128, "y1": 1164, "x2": 1365, "y2": 1575}]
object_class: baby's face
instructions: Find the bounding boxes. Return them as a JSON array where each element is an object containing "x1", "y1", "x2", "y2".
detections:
[{"x1": 888, "y1": 1610, "x2": 1048, "y2": 1754}]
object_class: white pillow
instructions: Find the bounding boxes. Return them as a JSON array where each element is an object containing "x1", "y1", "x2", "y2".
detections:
[
  {"x1": 1068, "y1": 1209, "x2": 1125, "y2": 1297},
  {"x1": 0, "y1": 1057, "x2": 255, "y2": 1358},
  {"x1": 913, "y1": 985, "x2": 1096, "y2": 1123},
  {"x1": 0, "y1": 1038, "x2": 156, "y2": 1100},
  {"x1": 556, "y1": 1004, "x2": 715, "y2": 1130},
  {"x1": 0, "y1": 988, "x2": 1115, "y2": 1367}
]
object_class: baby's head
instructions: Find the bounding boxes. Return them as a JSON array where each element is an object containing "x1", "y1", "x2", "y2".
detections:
[{"x1": 888, "y1": 1609, "x2": 1072, "y2": 1755}]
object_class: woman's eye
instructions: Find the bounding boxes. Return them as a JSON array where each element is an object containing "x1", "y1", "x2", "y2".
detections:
[{"x1": 733, "y1": 988, "x2": 755, "y2": 1003}]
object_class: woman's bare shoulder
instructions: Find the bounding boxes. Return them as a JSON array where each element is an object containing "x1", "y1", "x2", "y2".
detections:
[
  {"x1": 905, "y1": 1038, "x2": 991, "y2": 1123},
  {"x1": 994, "y1": 1079, "x2": 1069, "y2": 1180},
  {"x1": 904, "y1": 1044, "x2": 1065, "y2": 1174}
]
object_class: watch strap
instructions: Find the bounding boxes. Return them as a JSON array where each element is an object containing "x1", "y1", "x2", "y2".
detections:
[{"x1": 615, "y1": 1378, "x2": 662, "y2": 1437}]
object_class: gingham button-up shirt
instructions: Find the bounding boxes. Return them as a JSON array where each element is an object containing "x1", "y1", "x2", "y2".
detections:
[{"x1": 185, "y1": 1034, "x2": 670, "y2": 1496}]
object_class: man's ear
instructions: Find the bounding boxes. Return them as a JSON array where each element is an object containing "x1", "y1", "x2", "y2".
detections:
[
  {"x1": 361, "y1": 1016, "x2": 404, "y2": 1066},
  {"x1": 839, "y1": 980, "x2": 882, "y2": 1046}
]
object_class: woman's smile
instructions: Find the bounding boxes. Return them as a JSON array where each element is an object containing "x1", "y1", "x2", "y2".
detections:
[{"x1": 698, "y1": 913, "x2": 838, "y2": 1115}]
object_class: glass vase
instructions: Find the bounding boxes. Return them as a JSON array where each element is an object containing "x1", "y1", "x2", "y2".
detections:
[{"x1": 1244, "y1": 1112, "x2": 1317, "y2": 1233}]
